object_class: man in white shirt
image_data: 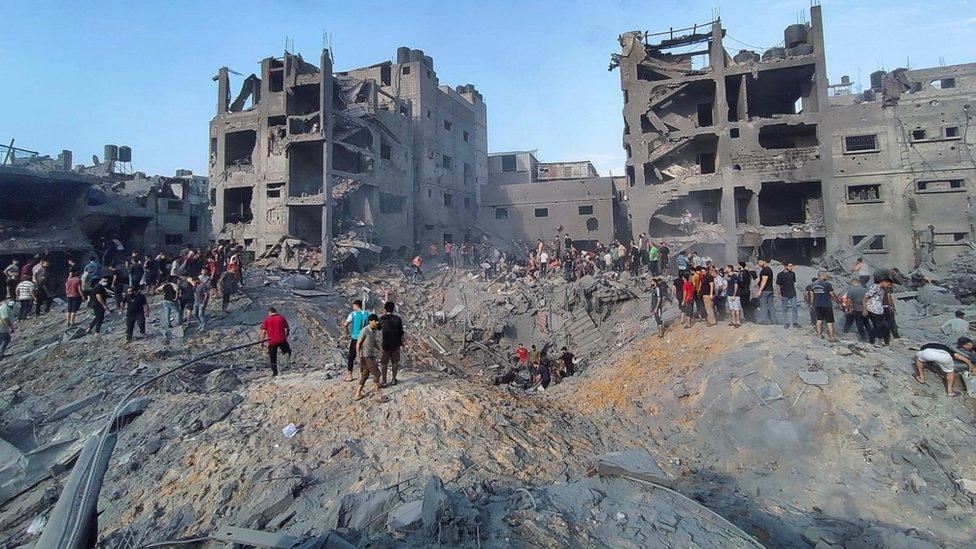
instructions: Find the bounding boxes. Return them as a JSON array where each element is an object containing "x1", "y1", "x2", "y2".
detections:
[{"x1": 0, "y1": 299, "x2": 14, "y2": 358}]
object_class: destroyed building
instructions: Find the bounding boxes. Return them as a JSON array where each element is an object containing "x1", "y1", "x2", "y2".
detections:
[
  {"x1": 483, "y1": 151, "x2": 616, "y2": 246},
  {"x1": 614, "y1": 4, "x2": 976, "y2": 267},
  {"x1": 208, "y1": 47, "x2": 488, "y2": 261},
  {"x1": 342, "y1": 48, "x2": 488, "y2": 249},
  {"x1": 0, "y1": 143, "x2": 211, "y2": 264}
]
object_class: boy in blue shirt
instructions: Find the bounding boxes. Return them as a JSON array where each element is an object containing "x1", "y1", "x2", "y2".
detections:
[{"x1": 344, "y1": 299, "x2": 370, "y2": 381}]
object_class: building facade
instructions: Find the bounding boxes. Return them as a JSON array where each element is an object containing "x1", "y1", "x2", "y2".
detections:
[
  {"x1": 615, "y1": 5, "x2": 976, "y2": 268},
  {"x1": 342, "y1": 47, "x2": 488, "y2": 250},
  {"x1": 538, "y1": 161, "x2": 599, "y2": 181}
]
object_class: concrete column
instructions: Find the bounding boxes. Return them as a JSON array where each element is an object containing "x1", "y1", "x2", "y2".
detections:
[
  {"x1": 217, "y1": 67, "x2": 229, "y2": 114},
  {"x1": 320, "y1": 50, "x2": 335, "y2": 288},
  {"x1": 809, "y1": 5, "x2": 838, "y2": 252},
  {"x1": 711, "y1": 21, "x2": 738, "y2": 263}
]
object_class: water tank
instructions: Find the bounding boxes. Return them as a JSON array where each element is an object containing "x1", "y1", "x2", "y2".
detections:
[
  {"x1": 396, "y1": 46, "x2": 411, "y2": 64},
  {"x1": 870, "y1": 70, "x2": 886, "y2": 90},
  {"x1": 841, "y1": 75, "x2": 851, "y2": 85},
  {"x1": 762, "y1": 47, "x2": 786, "y2": 61},
  {"x1": 733, "y1": 49, "x2": 759, "y2": 64},
  {"x1": 861, "y1": 89, "x2": 876, "y2": 102},
  {"x1": 788, "y1": 44, "x2": 813, "y2": 57},
  {"x1": 409, "y1": 49, "x2": 424, "y2": 63},
  {"x1": 118, "y1": 145, "x2": 132, "y2": 163},
  {"x1": 784, "y1": 24, "x2": 807, "y2": 47},
  {"x1": 104, "y1": 144, "x2": 119, "y2": 161},
  {"x1": 422, "y1": 55, "x2": 433, "y2": 69}
]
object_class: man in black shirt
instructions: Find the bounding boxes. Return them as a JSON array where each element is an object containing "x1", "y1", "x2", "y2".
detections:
[
  {"x1": 87, "y1": 277, "x2": 110, "y2": 334},
  {"x1": 754, "y1": 259, "x2": 777, "y2": 325},
  {"x1": 650, "y1": 277, "x2": 666, "y2": 337},
  {"x1": 658, "y1": 242, "x2": 670, "y2": 275},
  {"x1": 776, "y1": 262, "x2": 800, "y2": 329},
  {"x1": 378, "y1": 301, "x2": 405, "y2": 386},
  {"x1": 559, "y1": 346, "x2": 575, "y2": 376},
  {"x1": 700, "y1": 268, "x2": 716, "y2": 326},
  {"x1": 159, "y1": 279, "x2": 181, "y2": 327},
  {"x1": 737, "y1": 261, "x2": 755, "y2": 323},
  {"x1": 123, "y1": 286, "x2": 149, "y2": 343}
]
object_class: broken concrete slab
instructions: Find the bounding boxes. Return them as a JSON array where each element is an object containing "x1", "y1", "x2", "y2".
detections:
[
  {"x1": 386, "y1": 499, "x2": 423, "y2": 534},
  {"x1": 41, "y1": 391, "x2": 105, "y2": 423},
  {"x1": 587, "y1": 450, "x2": 672, "y2": 488},
  {"x1": 212, "y1": 525, "x2": 299, "y2": 548},
  {"x1": 798, "y1": 369, "x2": 829, "y2": 386},
  {"x1": 420, "y1": 476, "x2": 447, "y2": 533}
]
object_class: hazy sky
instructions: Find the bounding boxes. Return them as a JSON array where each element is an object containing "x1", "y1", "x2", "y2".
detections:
[{"x1": 1, "y1": 0, "x2": 973, "y2": 177}]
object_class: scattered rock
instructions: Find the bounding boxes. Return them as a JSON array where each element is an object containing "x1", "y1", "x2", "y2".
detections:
[{"x1": 205, "y1": 368, "x2": 242, "y2": 392}]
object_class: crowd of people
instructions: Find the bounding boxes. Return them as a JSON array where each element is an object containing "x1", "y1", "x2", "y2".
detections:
[{"x1": 0, "y1": 240, "x2": 248, "y2": 354}]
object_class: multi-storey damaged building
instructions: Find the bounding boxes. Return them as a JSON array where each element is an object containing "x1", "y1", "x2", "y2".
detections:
[
  {"x1": 614, "y1": 4, "x2": 976, "y2": 267},
  {"x1": 209, "y1": 47, "x2": 487, "y2": 266}
]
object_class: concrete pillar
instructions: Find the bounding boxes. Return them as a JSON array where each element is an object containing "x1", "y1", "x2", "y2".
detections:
[
  {"x1": 320, "y1": 49, "x2": 335, "y2": 288},
  {"x1": 217, "y1": 67, "x2": 229, "y2": 114},
  {"x1": 711, "y1": 21, "x2": 738, "y2": 263},
  {"x1": 809, "y1": 5, "x2": 838, "y2": 252}
]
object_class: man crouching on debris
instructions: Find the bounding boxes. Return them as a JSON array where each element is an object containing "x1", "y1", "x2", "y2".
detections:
[
  {"x1": 914, "y1": 337, "x2": 976, "y2": 397},
  {"x1": 355, "y1": 313, "x2": 384, "y2": 401}
]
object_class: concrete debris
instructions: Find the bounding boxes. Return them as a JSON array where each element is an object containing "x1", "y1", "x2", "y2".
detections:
[
  {"x1": 205, "y1": 368, "x2": 242, "y2": 392},
  {"x1": 212, "y1": 525, "x2": 300, "y2": 548},
  {"x1": 798, "y1": 369, "x2": 829, "y2": 386}
]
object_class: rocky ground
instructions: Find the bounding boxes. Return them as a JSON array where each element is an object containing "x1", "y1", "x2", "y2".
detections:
[{"x1": 2, "y1": 260, "x2": 975, "y2": 548}]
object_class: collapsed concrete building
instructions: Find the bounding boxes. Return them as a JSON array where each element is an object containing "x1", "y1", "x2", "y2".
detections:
[
  {"x1": 481, "y1": 151, "x2": 616, "y2": 247},
  {"x1": 208, "y1": 47, "x2": 487, "y2": 268},
  {"x1": 614, "y1": 5, "x2": 976, "y2": 267},
  {"x1": 0, "y1": 144, "x2": 211, "y2": 267}
]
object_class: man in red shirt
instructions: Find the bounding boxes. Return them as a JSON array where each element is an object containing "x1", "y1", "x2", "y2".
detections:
[{"x1": 260, "y1": 307, "x2": 291, "y2": 376}]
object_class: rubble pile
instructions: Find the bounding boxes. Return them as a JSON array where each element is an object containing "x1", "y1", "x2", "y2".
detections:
[{"x1": 1, "y1": 258, "x2": 976, "y2": 547}]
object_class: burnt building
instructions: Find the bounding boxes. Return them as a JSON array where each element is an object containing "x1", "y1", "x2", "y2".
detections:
[
  {"x1": 208, "y1": 50, "x2": 415, "y2": 261},
  {"x1": 342, "y1": 48, "x2": 488, "y2": 249},
  {"x1": 614, "y1": 5, "x2": 976, "y2": 267}
]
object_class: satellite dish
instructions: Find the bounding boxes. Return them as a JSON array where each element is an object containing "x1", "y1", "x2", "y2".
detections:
[{"x1": 92, "y1": 155, "x2": 100, "y2": 166}]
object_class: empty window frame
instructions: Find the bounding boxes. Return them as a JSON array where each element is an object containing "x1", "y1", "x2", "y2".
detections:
[
  {"x1": 266, "y1": 182, "x2": 284, "y2": 200},
  {"x1": 442, "y1": 155, "x2": 453, "y2": 169},
  {"x1": 844, "y1": 134, "x2": 879, "y2": 153},
  {"x1": 402, "y1": 66, "x2": 411, "y2": 75},
  {"x1": 464, "y1": 197, "x2": 470, "y2": 209},
  {"x1": 945, "y1": 126, "x2": 960, "y2": 138},
  {"x1": 698, "y1": 152, "x2": 716, "y2": 174},
  {"x1": 463, "y1": 130, "x2": 469, "y2": 142},
  {"x1": 934, "y1": 231, "x2": 969, "y2": 246},
  {"x1": 443, "y1": 192, "x2": 452, "y2": 206},
  {"x1": 911, "y1": 129, "x2": 928, "y2": 141},
  {"x1": 931, "y1": 78, "x2": 955, "y2": 89},
  {"x1": 916, "y1": 179, "x2": 965, "y2": 193},
  {"x1": 851, "y1": 234, "x2": 886, "y2": 252},
  {"x1": 379, "y1": 192, "x2": 405, "y2": 213},
  {"x1": 578, "y1": 205, "x2": 594, "y2": 215},
  {"x1": 225, "y1": 130, "x2": 257, "y2": 167},
  {"x1": 495, "y1": 208, "x2": 508, "y2": 219},
  {"x1": 189, "y1": 216, "x2": 199, "y2": 232},
  {"x1": 534, "y1": 208, "x2": 549, "y2": 218},
  {"x1": 164, "y1": 233, "x2": 183, "y2": 245},
  {"x1": 501, "y1": 154, "x2": 517, "y2": 172},
  {"x1": 443, "y1": 119, "x2": 452, "y2": 132},
  {"x1": 463, "y1": 163, "x2": 472, "y2": 182},
  {"x1": 846, "y1": 184, "x2": 882, "y2": 203},
  {"x1": 381, "y1": 142, "x2": 392, "y2": 160}
]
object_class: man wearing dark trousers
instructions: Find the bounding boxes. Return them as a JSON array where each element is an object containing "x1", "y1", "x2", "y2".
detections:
[
  {"x1": 343, "y1": 299, "x2": 370, "y2": 382},
  {"x1": 261, "y1": 307, "x2": 291, "y2": 376},
  {"x1": 379, "y1": 301, "x2": 405, "y2": 386},
  {"x1": 122, "y1": 286, "x2": 149, "y2": 344},
  {"x1": 87, "y1": 277, "x2": 109, "y2": 334}
]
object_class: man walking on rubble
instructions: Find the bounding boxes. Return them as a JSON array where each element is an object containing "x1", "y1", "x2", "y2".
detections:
[
  {"x1": 344, "y1": 299, "x2": 370, "y2": 382},
  {"x1": 808, "y1": 271, "x2": 840, "y2": 342},
  {"x1": 15, "y1": 276, "x2": 35, "y2": 322},
  {"x1": 191, "y1": 275, "x2": 209, "y2": 331},
  {"x1": 650, "y1": 277, "x2": 666, "y2": 338},
  {"x1": 842, "y1": 279, "x2": 868, "y2": 341},
  {"x1": 86, "y1": 277, "x2": 109, "y2": 335},
  {"x1": 0, "y1": 298, "x2": 14, "y2": 359},
  {"x1": 852, "y1": 257, "x2": 871, "y2": 286},
  {"x1": 159, "y1": 277, "x2": 182, "y2": 327},
  {"x1": 379, "y1": 301, "x2": 405, "y2": 386},
  {"x1": 411, "y1": 254, "x2": 424, "y2": 282},
  {"x1": 355, "y1": 313, "x2": 384, "y2": 401},
  {"x1": 863, "y1": 276, "x2": 893, "y2": 347},
  {"x1": 754, "y1": 259, "x2": 777, "y2": 325},
  {"x1": 122, "y1": 285, "x2": 149, "y2": 344},
  {"x1": 260, "y1": 307, "x2": 291, "y2": 376},
  {"x1": 31, "y1": 258, "x2": 53, "y2": 317}
]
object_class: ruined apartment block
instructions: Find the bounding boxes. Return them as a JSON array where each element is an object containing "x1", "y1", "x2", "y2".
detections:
[
  {"x1": 483, "y1": 150, "x2": 615, "y2": 246},
  {"x1": 342, "y1": 47, "x2": 488, "y2": 249},
  {"x1": 830, "y1": 64, "x2": 976, "y2": 267},
  {"x1": 616, "y1": 5, "x2": 976, "y2": 267},
  {"x1": 209, "y1": 50, "x2": 415, "y2": 258}
]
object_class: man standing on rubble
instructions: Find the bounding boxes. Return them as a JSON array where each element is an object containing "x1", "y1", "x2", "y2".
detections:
[
  {"x1": 852, "y1": 257, "x2": 871, "y2": 286},
  {"x1": 355, "y1": 313, "x2": 384, "y2": 401},
  {"x1": 842, "y1": 279, "x2": 869, "y2": 341},
  {"x1": 3, "y1": 260, "x2": 19, "y2": 300},
  {"x1": 260, "y1": 307, "x2": 291, "y2": 376},
  {"x1": 648, "y1": 242, "x2": 660, "y2": 276},
  {"x1": 754, "y1": 259, "x2": 777, "y2": 325},
  {"x1": 863, "y1": 276, "x2": 893, "y2": 347},
  {"x1": 14, "y1": 275, "x2": 35, "y2": 322},
  {"x1": 31, "y1": 258, "x2": 52, "y2": 317},
  {"x1": 191, "y1": 275, "x2": 209, "y2": 331},
  {"x1": 64, "y1": 270, "x2": 83, "y2": 327},
  {"x1": 122, "y1": 285, "x2": 149, "y2": 344},
  {"x1": 676, "y1": 250, "x2": 688, "y2": 276},
  {"x1": 0, "y1": 298, "x2": 14, "y2": 359},
  {"x1": 658, "y1": 242, "x2": 670, "y2": 275},
  {"x1": 776, "y1": 262, "x2": 800, "y2": 329},
  {"x1": 344, "y1": 299, "x2": 370, "y2": 382},
  {"x1": 379, "y1": 301, "x2": 405, "y2": 386},
  {"x1": 808, "y1": 271, "x2": 840, "y2": 342}
]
